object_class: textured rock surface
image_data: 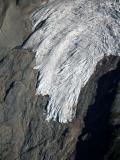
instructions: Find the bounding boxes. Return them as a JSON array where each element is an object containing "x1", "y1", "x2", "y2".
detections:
[
  {"x1": 0, "y1": 0, "x2": 120, "y2": 160},
  {"x1": 104, "y1": 80, "x2": 120, "y2": 160}
]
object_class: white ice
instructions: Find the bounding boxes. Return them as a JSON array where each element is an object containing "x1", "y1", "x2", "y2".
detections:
[{"x1": 23, "y1": 0, "x2": 120, "y2": 123}]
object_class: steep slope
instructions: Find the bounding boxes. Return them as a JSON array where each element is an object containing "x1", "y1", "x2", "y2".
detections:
[
  {"x1": 23, "y1": 0, "x2": 120, "y2": 123},
  {"x1": 0, "y1": 0, "x2": 120, "y2": 160}
]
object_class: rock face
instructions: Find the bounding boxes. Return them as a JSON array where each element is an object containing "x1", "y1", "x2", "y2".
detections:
[
  {"x1": 0, "y1": 0, "x2": 120, "y2": 160},
  {"x1": 75, "y1": 59, "x2": 120, "y2": 160}
]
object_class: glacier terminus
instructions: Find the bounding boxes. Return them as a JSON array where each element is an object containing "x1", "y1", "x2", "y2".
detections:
[{"x1": 23, "y1": 0, "x2": 120, "y2": 123}]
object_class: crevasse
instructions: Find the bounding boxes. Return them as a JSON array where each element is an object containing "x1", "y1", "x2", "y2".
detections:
[{"x1": 23, "y1": 0, "x2": 120, "y2": 123}]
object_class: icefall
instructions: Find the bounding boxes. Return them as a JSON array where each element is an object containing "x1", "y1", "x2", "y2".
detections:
[{"x1": 23, "y1": 0, "x2": 120, "y2": 123}]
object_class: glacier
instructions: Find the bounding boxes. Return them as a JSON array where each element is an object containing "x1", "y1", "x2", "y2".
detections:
[{"x1": 23, "y1": 0, "x2": 120, "y2": 123}]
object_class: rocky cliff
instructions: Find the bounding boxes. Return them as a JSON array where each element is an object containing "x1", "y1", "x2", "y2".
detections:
[{"x1": 0, "y1": 0, "x2": 120, "y2": 160}]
